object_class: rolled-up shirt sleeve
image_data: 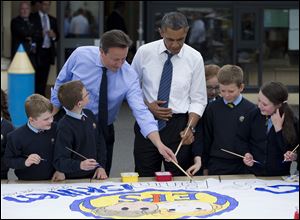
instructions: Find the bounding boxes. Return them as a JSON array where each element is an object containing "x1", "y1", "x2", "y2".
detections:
[
  {"x1": 51, "y1": 50, "x2": 77, "y2": 108},
  {"x1": 188, "y1": 56, "x2": 207, "y2": 117}
]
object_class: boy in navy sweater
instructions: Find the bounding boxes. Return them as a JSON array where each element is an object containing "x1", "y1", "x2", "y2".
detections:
[
  {"x1": 54, "y1": 80, "x2": 107, "y2": 180},
  {"x1": 202, "y1": 65, "x2": 256, "y2": 175},
  {"x1": 4, "y1": 94, "x2": 63, "y2": 180}
]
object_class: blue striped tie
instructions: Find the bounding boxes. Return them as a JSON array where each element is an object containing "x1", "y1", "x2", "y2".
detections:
[{"x1": 157, "y1": 51, "x2": 173, "y2": 130}]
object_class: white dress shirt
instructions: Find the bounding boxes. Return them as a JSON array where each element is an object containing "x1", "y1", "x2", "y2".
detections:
[{"x1": 131, "y1": 39, "x2": 207, "y2": 117}]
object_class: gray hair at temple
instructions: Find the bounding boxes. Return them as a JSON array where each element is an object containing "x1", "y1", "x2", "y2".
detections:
[
  {"x1": 161, "y1": 12, "x2": 189, "y2": 31},
  {"x1": 100, "y1": 29, "x2": 132, "y2": 53}
]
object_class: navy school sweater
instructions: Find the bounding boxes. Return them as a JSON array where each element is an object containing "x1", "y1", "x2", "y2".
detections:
[
  {"x1": 53, "y1": 109, "x2": 107, "y2": 179},
  {"x1": 4, "y1": 123, "x2": 56, "y2": 180}
]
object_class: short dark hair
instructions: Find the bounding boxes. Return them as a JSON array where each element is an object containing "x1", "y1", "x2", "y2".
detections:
[
  {"x1": 217, "y1": 64, "x2": 244, "y2": 87},
  {"x1": 25, "y1": 94, "x2": 53, "y2": 119},
  {"x1": 58, "y1": 80, "x2": 85, "y2": 110},
  {"x1": 100, "y1": 30, "x2": 132, "y2": 53},
  {"x1": 1, "y1": 89, "x2": 11, "y2": 121},
  {"x1": 161, "y1": 11, "x2": 189, "y2": 31}
]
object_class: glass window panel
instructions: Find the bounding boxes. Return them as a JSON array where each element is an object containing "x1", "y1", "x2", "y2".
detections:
[
  {"x1": 264, "y1": 9, "x2": 289, "y2": 28},
  {"x1": 237, "y1": 49, "x2": 258, "y2": 86},
  {"x1": 263, "y1": 9, "x2": 299, "y2": 86},
  {"x1": 153, "y1": 8, "x2": 233, "y2": 66},
  {"x1": 241, "y1": 12, "x2": 256, "y2": 41}
]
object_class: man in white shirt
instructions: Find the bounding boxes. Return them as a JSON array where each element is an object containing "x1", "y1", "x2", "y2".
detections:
[
  {"x1": 69, "y1": 8, "x2": 90, "y2": 37},
  {"x1": 131, "y1": 12, "x2": 207, "y2": 177}
]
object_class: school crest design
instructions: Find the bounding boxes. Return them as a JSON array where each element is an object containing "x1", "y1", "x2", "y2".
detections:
[{"x1": 70, "y1": 189, "x2": 238, "y2": 218}]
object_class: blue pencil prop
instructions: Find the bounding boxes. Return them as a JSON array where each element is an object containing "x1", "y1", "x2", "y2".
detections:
[
  {"x1": 282, "y1": 144, "x2": 299, "y2": 163},
  {"x1": 220, "y1": 148, "x2": 262, "y2": 165}
]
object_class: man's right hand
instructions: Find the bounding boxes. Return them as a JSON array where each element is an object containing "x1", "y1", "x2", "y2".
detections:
[
  {"x1": 145, "y1": 100, "x2": 172, "y2": 121},
  {"x1": 157, "y1": 144, "x2": 178, "y2": 163}
]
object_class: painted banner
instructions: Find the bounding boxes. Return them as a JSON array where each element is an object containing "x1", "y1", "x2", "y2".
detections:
[{"x1": 1, "y1": 179, "x2": 299, "y2": 219}]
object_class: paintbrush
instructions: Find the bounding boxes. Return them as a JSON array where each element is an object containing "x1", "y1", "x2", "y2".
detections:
[
  {"x1": 175, "y1": 118, "x2": 194, "y2": 156},
  {"x1": 65, "y1": 146, "x2": 101, "y2": 167},
  {"x1": 282, "y1": 144, "x2": 299, "y2": 163},
  {"x1": 170, "y1": 159, "x2": 193, "y2": 182},
  {"x1": 65, "y1": 146, "x2": 102, "y2": 182},
  {"x1": 24, "y1": 154, "x2": 47, "y2": 162},
  {"x1": 220, "y1": 148, "x2": 262, "y2": 164}
]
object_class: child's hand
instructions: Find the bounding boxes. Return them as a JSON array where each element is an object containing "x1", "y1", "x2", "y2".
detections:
[
  {"x1": 92, "y1": 167, "x2": 108, "y2": 180},
  {"x1": 80, "y1": 159, "x2": 99, "y2": 171},
  {"x1": 284, "y1": 151, "x2": 297, "y2": 161},
  {"x1": 243, "y1": 153, "x2": 254, "y2": 167},
  {"x1": 271, "y1": 109, "x2": 285, "y2": 132},
  {"x1": 51, "y1": 171, "x2": 65, "y2": 182},
  {"x1": 25, "y1": 154, "x2": 42, "y2": 167},
  {"x1": 186, "y1": 156, "x2": 201, "y2": 176}
]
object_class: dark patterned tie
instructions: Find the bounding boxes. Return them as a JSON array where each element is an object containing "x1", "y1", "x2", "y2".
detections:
[
  {"x1": 157, "y1": 51, "x2": 173, "y2": 130},
  {"x1": 227, "y1": 102, "x2": 235, "y2": 108},
  {"x1": 98, "y1": 67, "x2": 108, "y2": 137}
]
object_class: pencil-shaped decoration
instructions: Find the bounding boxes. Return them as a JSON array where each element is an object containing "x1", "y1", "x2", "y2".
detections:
[
  {"x1": 8, "y1": 44, "x2": 35, "y2": 127},
  {"x1": 282, "y1": 144, "x2": 299, "y2": 163},
  {"x1": 175, "y1": 118, "x2": 194, "y2": 156},
  {"x1": 220, "y1": 148, "x2": 262, "y2": 164},
  {"x1": 170, "y1": 159, "x2": 193, "y2": 182}
]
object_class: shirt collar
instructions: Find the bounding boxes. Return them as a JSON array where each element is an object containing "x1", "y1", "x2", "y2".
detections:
[
  {"x1": 158, "y1": 39, "x2": 184, "y2": 58},
  {"x1": 27, "y1": 121, "x2": 42, "y2": 133},
  {"x1": 65, "y1": 108, "x2": 87, "y2": 120},
  {"x1": 96, "y1": 50, "x2": 103, "y2": 67},
  {"x1": 223, "y1": 94, "x2": 243, "y2": 106},
  {"x1": 39, "y1": 11, "x2": 48, "y2": 18}
]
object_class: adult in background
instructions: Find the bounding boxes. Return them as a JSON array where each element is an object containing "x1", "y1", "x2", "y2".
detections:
[
  {"x1": 105, "y1": 1, "x2": 127, "y2": 34},
  {"x1": 30, "y1": 1, "x2": 59, "y2": 96},
  {"x1": 11, "y1": 1, "x2": 37, "y2": 63}
]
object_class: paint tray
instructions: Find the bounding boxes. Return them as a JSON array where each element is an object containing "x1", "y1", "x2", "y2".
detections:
[
  {"x1": 121, "y1": 172, "x2": 139, "y2": 182},
  {"x1": 155, "y1": 171, "x2": 173, "y2": 181}
]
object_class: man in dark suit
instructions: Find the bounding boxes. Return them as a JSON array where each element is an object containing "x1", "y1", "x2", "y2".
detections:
[
  {"x1": 11, "y1": 2, "x2": 37, "y2": 63},
  {"x1": 105, "y1": 1, "x2": 127, "y2": 34},
  {"x1": 30, "y1": 1, "x2": 59, "y2": 96}
]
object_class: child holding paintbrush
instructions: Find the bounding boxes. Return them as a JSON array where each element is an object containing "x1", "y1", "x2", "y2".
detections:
[
  {"x1": 53, "y1": 80, "x2": 107, "y2": 180},
  {"x1": 283, "y1": 144, "x2": 299, "y2": 173},
  {"x1": 4, "y1": 94, "x2": 63, "y2": 180},
  {"x1": 235, "y1": 82, "x2": 299, "y2": 176},
  {"x1": 201, "y1": 65, "x2": 255, "y2": 175}
]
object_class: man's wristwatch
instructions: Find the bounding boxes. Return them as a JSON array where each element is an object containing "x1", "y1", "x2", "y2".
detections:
[{"x1": 187, "y1": 125, "x2": 196, "y2": 133}]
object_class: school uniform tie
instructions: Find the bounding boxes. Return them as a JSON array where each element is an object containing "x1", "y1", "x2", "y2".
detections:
[
  {"x1": 227, "y1": 102, "x2": 235, "y2": 108},
  {"x1": 157, "y1": 51, "x2": 174, "y2": 130},
  {"x1": 98, "y1": 67, "x2": 108, "y2": 138},
  {"x1": 42, "y1": 14, "x2": 51, "y2": 48},
  {"x1": 265, "y1": 116, "x2": 272, "y2": 133}
]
